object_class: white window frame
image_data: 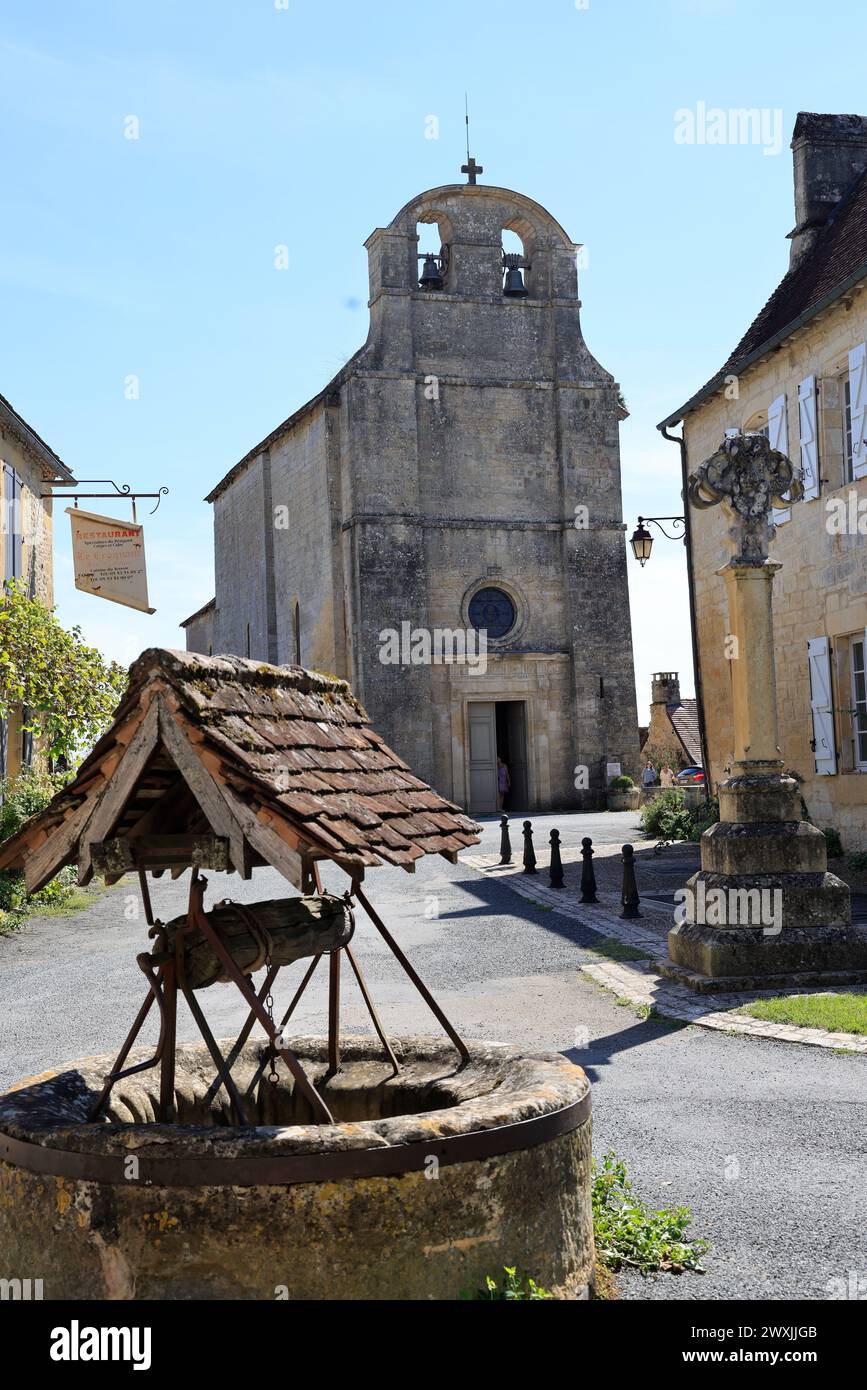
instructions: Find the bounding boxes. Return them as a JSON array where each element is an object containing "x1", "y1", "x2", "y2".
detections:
[
  {"x1": 798, "y1": 375, "x2": 820, "y2": 500},
  {"x1": 851, "y1": 635, "x2": 867, "y2": 772},
  {"x1": 844, "y1": 376, "x2": 855, "y2": 483},
  {"x1": 848, "y1": 343, "x2": 867, "y2": 480},
  {"x1": 2, "y1": 462, "x2": 23, "y2": 584},
  {"x1": 767, "y1": 397, "x2": 791, "y2": 524}
]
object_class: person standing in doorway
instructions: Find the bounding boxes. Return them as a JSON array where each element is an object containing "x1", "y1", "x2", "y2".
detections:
[{"x1": 497, "y1": 756, "x2": 511, "y2": 811}]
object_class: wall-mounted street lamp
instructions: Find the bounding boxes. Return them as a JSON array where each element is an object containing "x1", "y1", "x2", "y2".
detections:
[{"x1": 629, "y1": 514, "x2": 686, "y2": 567}]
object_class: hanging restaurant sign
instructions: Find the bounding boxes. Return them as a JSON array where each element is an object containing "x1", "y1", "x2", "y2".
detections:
[{"x1": 67, "y1": 507, "x2": 156, "y2": 614}]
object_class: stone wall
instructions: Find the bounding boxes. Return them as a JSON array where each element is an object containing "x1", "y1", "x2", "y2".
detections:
[
  {"x1": 684, "y1": 293, "x2": 867, "y2": 849},
  {"x1": 1, "y1": 420, "x2": 58, "y2": 780},
  {"x1": 205, "y1": 182, "x2": 640, "y2": 809}
]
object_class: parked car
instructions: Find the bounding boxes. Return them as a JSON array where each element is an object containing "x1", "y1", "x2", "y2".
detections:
[{"x1": 676, "y1": 767, "x2": 705, "y2": 785}]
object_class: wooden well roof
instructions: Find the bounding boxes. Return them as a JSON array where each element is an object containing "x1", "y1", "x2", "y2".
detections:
[{"x1": 0, "y1": 649, "x2": 480, "y2": 893}]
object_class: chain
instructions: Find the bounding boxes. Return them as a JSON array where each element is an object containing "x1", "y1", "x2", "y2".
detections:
[{"x1": 264, "y1": 947, "x2": 280, "y2": 1085}]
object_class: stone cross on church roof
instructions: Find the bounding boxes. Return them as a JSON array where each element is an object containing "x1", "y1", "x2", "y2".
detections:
[{"x1": 461, "y1": 156, "x2": 483, "y2": 184}]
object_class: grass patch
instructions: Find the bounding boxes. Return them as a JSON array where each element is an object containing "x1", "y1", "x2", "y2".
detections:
[
  {"x1": 592, "y1": 1151, "x2": 707, "y2": 1276},
  {"x1": 614, "y1": 995, "x2": 649, "y2": 1018},
  {"x1": 741, "y1": 991, "x2": 867, "y2": 1036},
  {"x1": 587, "y1": 936, "x2": 654, "y2": 964}
]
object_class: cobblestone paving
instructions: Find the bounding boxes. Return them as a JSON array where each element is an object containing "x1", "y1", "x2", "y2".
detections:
[{"x1": 463, "y1": 831, "x2": 867, "y2": 1054}]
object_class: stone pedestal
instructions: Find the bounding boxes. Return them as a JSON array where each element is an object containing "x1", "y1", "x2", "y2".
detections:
[{"x1": 662, "y1": 555, "x2": 867, "y2": 992}]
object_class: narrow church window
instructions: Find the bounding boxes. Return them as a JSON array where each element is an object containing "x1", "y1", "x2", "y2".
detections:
[
  {"x1": 468, "y1": 587, "x2": 516, "y2": 640},
  {"x1": 416, "y1": 221, "x2": 447, "y2": 291},
  {"x1": 245, "y1": 622, "x2": 251, "y2": 659},
  {"x1": 293, "y1": 600, "x2": 301, "y2": 665},
  {"x1": 501, "y1": 228, "x2": 529, "y2": 298}
]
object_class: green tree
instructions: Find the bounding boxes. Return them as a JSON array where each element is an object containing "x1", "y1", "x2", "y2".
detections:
[{"x1": 0, "y1": 580, "x2": 128, "y2": 765}]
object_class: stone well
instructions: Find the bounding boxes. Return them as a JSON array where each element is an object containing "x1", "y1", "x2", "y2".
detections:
[{"x1": 0, "y1": 1036, "x2": 593, "y2": 1301}]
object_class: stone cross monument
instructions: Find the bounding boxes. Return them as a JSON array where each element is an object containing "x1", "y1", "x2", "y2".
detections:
[{"x1": 663, "y1": 433, "x2": 867, "y2": 991}]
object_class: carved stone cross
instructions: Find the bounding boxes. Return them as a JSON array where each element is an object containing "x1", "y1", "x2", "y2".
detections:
[
  {"x1": 461, "y1": 156, "x2": 483, "y2": 185},
  {"x1": 688, "y1": 431, "x2": 803, "y2": 565}
]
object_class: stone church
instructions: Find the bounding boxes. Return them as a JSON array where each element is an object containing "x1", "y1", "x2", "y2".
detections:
[{"x1": 184, "y1": 168, "x2": 639, "y2": 813}]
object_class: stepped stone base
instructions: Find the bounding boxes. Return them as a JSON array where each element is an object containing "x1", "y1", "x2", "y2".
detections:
[
  {"x1": 670, "y1": 767, "x2": 864, "y2": 992},
  {"x1": 664, "y1": 921, "x2": 867, "y2": 992}
]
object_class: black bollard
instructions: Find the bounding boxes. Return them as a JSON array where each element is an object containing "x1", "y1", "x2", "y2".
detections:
[
  {"x1": 620, "y1": 843, "x2": 642, "y2": 918},
  {"x1": 580, "y1": 836, "x2": 598, "y2": 904},
  {"x1": 549, "y1": 829, "x2": 564, "y2": 889},
  {"x1": 522, "y1": 821, "x2": 537, "y2": 875},
  {"x1": 499, "y1": 815, "x2": 512, "y2": 865}
]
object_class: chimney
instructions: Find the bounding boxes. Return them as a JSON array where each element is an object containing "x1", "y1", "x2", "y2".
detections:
[
  {"x1": 651, "y1": 672, "x2": 680, "y2": 707},
  {"x1": 788, "y1": 112, "x2": 867, "y2": 270}
]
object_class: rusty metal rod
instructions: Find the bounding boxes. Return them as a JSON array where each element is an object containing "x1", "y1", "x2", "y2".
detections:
[
  {"x1": 190, "y1": 895, "x2": 334, "y2": 1124},
  {"x1": 344, "y1": 944, "x2": 400, "y2": 1077},
  {"x1": 86, "y1": 982, "x2": 158, "y2": 1122},
  {"x1": 353, "y1": 883, "x2": 469, "y2": 1064},
  {"x1": 180, "y1": 981, "x2": 248, "y2": 1125}
]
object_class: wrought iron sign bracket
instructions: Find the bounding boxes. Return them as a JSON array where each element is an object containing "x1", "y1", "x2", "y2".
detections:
[{"x1": 41, "y1": 478, "x2": 169, "y2": 520}]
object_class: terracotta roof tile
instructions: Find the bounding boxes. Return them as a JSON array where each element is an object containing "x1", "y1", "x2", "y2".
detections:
[{"x1": 0, "y1": 649, "x2": 480, "y2": 886}]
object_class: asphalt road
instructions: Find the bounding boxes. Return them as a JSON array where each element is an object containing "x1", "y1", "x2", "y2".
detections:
[{"x1": 1, "y1": 810, "x2": 864, "y2": 1302}]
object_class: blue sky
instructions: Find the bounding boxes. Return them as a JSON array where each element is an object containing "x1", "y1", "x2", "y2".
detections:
[{"x1": 1, "y1": 0, "x2": 863, "y2": 715}]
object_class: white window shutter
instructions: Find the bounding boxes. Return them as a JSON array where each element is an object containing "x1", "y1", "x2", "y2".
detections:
[
  {"x1": 807, "y1": 637, "x2": 837, "y2": 775},
  {"x1": 768, "y1": 394, "x2": 791, "y2": 523},
  {"x1": 798, "y1": 375, "x2": 820, "y2": 500},
  {"x1": 848, "y1": 343, "x2": 867, "y2": 479},
  {"x1": 2, "y1": 463, "x2": 12, "y2": 583}
]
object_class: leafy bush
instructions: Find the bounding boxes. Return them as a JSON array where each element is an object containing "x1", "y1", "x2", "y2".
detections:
[
  {"x1": 0, "y1": 768, "x2": 77, "y2": 933},
  {"x1": 846, "y1": 850, "x2": 867, "y2": 872},
  {"x1": 640, "y1": 788, "x2": 718, "y2": 843},
  {"x1": 592, "y1": 1151, "x2": 707, "y2": 1275},
  {"x1": 609, "y1": 775, "x2": 635, "y2": 792},
  {"x1": 0, "y1": 579, "x2": 127, "y2": 764},
  {"x1": 823, "y1": 827, "x2": 844, "y2": 859},
  {"x1": 640, "y1": 788, "x2": 692, "y2": 840},
  {"x1": 687, "y1": 798, "x2": 720, "y2": 842},
  {"x1": 464, "y1": 1267, "x2": 553, "y2": 1300}
]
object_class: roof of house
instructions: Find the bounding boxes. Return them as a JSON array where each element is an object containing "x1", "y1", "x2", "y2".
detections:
[
  {"x1": 659, "y1": 151, "x2": 867, "y2": 429},
  {"x1": 179, "y1": 597, "x2": 216, "y2": 628},
  {"x1": 0, "y1": 649, "x2": 480, "y2": 894},
  {"x1": 667, "y1": 699, "x2": 702, "y2": 766},
  {"x1": 204, "y1": 347, "x2": 366, "y2": 504},
  {"x1": 0, "y1": 392, "x2": 75, "y2": 484}
]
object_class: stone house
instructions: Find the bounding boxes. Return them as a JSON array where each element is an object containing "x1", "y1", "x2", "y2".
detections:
[
  {"x1": 188, "y1": 173, "x2": 639, "y2": 814},
  {"x1": 0, "y1": 393, "x2": 74, "y2": 781},
  {"x1": 640, "y1": 672, "x2": 702, "y2": 771},
  {"x1": 660, "y1": 112, "x2": 867, "y2": 850}
]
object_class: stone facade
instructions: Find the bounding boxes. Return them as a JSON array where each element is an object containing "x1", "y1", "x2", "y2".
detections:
[
  {"x1": 0, "y1": 395, "x2": 73, "y2": 780},
  {"x1": 194, "y1": 180, "x2": 639, "y2": 813},
  {"x1": 661, "y1": 115, "x2": 867, "y2": 851},
  {"x1": 641, "y1": 671, "x2": 701, "y2": 771}
]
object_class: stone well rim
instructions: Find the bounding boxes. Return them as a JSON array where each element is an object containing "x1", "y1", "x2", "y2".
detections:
[{"x1": 0, "y1": 1036, "x2": 590, "y2": 1188}]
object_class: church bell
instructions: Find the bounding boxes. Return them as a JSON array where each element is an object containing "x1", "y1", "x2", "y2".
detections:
[
  {"x1": 418, "y1": 253, "x2": 444, "y2": 291},
  {"x1": 503, "y1": 265, "x2": 528, "y2": 296},
  {"x1": 502, "y1": 253, "x2": 529, "y2": 297}
]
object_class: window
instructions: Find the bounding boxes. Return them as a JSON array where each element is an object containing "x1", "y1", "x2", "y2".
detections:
[
  {"x1": 844, "y1": 376, "x2": 855, "y2": 482},
  {"x1": 851, "y1": 639, "x2": 867, "y2": 771},
  {"x1": 501, "y1": 228, "x2": 529, "y2": 297},
  {"x1": 416, "y1": 219, "x2": 449, "y2": 291},
  {"x1": 293, "y1": 600, "x2": 301, "y2": 665},
  {"x1": 3, "y1": 463, "x2": 23, "y2": 583},
  {"x1": 468, "y1": 587, "x2": 516, "y2": 640}
]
